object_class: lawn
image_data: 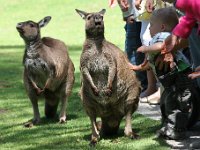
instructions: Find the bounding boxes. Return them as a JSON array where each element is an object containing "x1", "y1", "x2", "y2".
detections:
[{"x1": 0, "y1": 0, "x2": 169, "y2": 149}]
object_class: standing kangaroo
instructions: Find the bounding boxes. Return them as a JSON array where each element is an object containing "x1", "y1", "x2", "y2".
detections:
[
  {"x1": 16, "y1": 16, "x2": 75, "y2": 126},
  {"x1": 76, "y1": 9, "x2": 141, "y2": 145}
]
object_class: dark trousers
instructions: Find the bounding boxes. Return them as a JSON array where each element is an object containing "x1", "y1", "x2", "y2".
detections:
[
  {"x1": 160, "y1": 69, "x2": 196, "y2": 130},
  {"x1": 125, "y1": 22, "x2": 147, "y2": 90}
]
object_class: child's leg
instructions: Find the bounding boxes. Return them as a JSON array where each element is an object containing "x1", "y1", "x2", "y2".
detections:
[
  {"x1": 140, "y1": 69, "x2": 161, "y2": 104},
  {"x1": 140, "y1": 69, "x2": 157, "y2": 97}
]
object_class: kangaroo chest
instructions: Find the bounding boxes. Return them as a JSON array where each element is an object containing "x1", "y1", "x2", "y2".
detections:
[
  {"x1": 87, "y1": 53, "x2": 109, "y2": 75},
  {"x1": 25, "y1": 57, "x2": 51, "y2": 87}
]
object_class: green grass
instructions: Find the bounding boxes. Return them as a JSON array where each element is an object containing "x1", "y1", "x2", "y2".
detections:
[{"x1": 0, "y1": 0, "x2": 169, "y2": 149}]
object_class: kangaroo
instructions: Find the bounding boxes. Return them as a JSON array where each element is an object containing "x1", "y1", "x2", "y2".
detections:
[
  {"x1": 76, "y1": 9, "x2": 141, "y2": 145},
  {"x1": 16, "y1": 16, "x2": 75, "y2": 127}
]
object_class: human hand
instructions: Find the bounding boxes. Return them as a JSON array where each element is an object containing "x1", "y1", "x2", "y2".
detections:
[
  {"x1": 129, "y1": 63, "x2": 142, "y2": 71},
  {"x1": 188, "y1": 66, "x2": 200, "y2": 79},
  {"x1": 137, "y1": 45, "x2": 147, "y2": 53},
  {"x1": 155, "y1": 53, "x2": 175, "y2": 72},
  {"x1": 109, "y1": 0, "x2": 118, "y2": 8},
  {"x1": 126, "y1": 15, "x2": 134, "y2": 24},
  {"x1": 161, "y1": 34, "x2": 178, "y2": 54},
  {"x1": 145, "y1": 0, "x2": 154, "y2": 13},
  {"x1": 135, "y1": 0, "x2": 142, "y2": 10},
  {"x1": 117, "y1": 0, "x2": 129, "y2": 11}
]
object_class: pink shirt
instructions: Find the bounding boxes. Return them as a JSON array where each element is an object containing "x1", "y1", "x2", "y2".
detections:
[{"x1": 172, "y1": 0, "x2": 200, "y2": 38}]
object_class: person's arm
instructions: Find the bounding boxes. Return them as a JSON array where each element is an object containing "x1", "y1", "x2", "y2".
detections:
[
  {"x1": 161, "y1": 35, "x2": 189, "y2": 53},
  {"x1": 135, "y1": 0, "x2": 142, "y2": 10},
  {"x1": 188, "y1": 66, "x2": 200, "y2": 79},
  {"x1": 173, "y1": 14, "x2": 196, "y2": 39},
  {"x1": 117, "y1": 0, "x2": 132, "y2": 20},
  {"x1": 129, "y1": 56, "x2": 151, "y2": 71},
  {"x1": 137, "y1": 42, "x2": 164, "y2": 53},
  {"x1": 117, "y1": 0, "x2": 138, "y2": 23}
]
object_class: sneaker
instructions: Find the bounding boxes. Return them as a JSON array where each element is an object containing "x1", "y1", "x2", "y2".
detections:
[
  {"x1": 140, "y1": 88, "x2": 161, "y2": 105},
  {"x1": 156, "y1": 126, "x2": 187, "y2": 140},
  {"x1": 189, "y1": 141, "x2": 200, "y2": 149},
  {"x1": 156, "y1": 126, "x2": 167, "y2": 138},
  {"x1": 165, "y1": 126, "x2": 187, "y2": 140}
]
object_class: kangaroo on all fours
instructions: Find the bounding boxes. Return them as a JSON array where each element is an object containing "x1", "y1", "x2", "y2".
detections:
[
  {"x1": 76, "y1": 9, "x2": 141, "y2": 145},
  {"x1": 16, "y1": 16, "x2": 75, "y2": 127}
]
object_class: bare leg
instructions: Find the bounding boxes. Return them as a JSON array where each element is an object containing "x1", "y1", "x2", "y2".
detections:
[{"x1": 140, "y1": 69, "x2": 157, "y2": 97}]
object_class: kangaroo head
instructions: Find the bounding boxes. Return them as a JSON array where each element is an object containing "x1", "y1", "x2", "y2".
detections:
[
  {"x1": 16, "y1": 16, "x2": 51, "y2": 42},
  {"x1": 76, "y1": 9, "x2": 106, "y2": 38}
]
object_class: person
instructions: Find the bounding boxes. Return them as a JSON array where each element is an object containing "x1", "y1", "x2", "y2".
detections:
[
  {"x1": 116, "y1": 0, "x2": 148, "y2": 95},
  {"x1": 157, "y1": 0, "x2": 200, "y2": 148},
  {"x1": 135, "y1": 0, "x2": 161, "y2": 104},
  {"x1": 117, "y1": 0, "x2": 163, "y2": 104},
  {"x1": 131, "y1": 7, "x2": 198, "y2": 140},
  {"x1": 161, "y1": 0, "x2": 200, "y2": 82}
]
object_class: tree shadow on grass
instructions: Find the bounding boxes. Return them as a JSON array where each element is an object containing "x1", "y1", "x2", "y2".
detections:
[{"x1": 0, "y1": 45, "x2": 24, "y2": 49}]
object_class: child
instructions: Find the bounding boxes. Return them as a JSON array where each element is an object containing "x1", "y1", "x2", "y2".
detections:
[
  {"x1": 163, "y1": 0, "x2": 200, "y2": 87},
  {"x1": 131, "y1": 7, "x2": 197, "y2": 140}
]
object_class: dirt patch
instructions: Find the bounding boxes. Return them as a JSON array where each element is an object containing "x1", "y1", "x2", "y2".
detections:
[
  {"x1": 0, "y1": 109, "x2": 8, "y2": 114},
  {"x1": 0, "y1": 81, "x2": 11, "y2": 88}
]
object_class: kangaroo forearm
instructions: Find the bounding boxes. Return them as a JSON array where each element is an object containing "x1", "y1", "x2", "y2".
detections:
[{"x1": 82, "y1": 68, "x2": 96, "y2": 89}]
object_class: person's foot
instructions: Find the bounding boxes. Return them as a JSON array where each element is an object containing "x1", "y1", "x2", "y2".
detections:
[
  {"x1": 156, "y1": 126, "x2": 187, "y2": 140},
  {"x1": 140, "y1": 84, "x2": 160, "y2": 98},
  {"x1": 165, "y1": 127, "x2": 187, "y2": 140},
  {"x1": 156, "y1": 126, "x2": 167, "y2": 138},
  {"x1": 189, "y1": 141, "x2": 200, "y2": 149},
  {"x1": 140, "y1": 87, "x2": 160, "y2": 105}
]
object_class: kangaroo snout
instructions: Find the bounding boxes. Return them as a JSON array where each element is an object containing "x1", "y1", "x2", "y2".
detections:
[
  {"x1": 16, "y1": 22, "x2": 23, "y2": 29},
  {"x1": 16, "y1": 22, "x2": 23, "y2": 31}
]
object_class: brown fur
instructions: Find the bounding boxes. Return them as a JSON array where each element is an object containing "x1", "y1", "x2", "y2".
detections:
[
  {"x1": 76, "y1": 9, "x2": 141, "y2": 145},
  {"x1": 16, "y1": 16, "x2": 75, "y2": 126}
]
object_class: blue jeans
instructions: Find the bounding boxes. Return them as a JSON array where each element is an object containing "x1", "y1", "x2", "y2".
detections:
[
  {"x1": 125, "y1": 22, "x2": 147, "y2": 90},
  {"x1": 189, "y1": 28, "x2": 200, "y2": 88}
]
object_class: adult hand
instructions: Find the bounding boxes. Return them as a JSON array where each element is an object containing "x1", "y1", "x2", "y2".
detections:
[
  {"x1": 188, "y1": 66, "x2": 200, "y2": 79},
  {"x1": 135, "y1": 0, "x2": 141, "y2": 10},
  {"x1": 126, "y1": 15, "x2": 135, "y2": 24},
  {"x1": 155, "y1": 53, "x2": 175, "y2": 72},
  {"x1": 117, "y1": 0, "x2": 129, "y2": 11},
  {"x1": 161, "y1": 34, "x2": 178, "y2": 54},
  {"x1": 137, "y1": 45, "x2": 147, "y2": 53},
  {"x1": 145, "y1": 0, "x2": 154, "y2": 13},
  {"x1": 109, "y1": 0, "x2": 118, "y2": 8}
]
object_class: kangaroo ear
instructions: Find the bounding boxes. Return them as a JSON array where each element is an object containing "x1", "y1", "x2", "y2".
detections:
[
  {"x1": 75, "y1": 9, "x2": 88, "y2": 19},
  {"x1": 99, "y1": 9, "x2": 106, "y2": 16},
  {"x1": 38, "y1": 16, "x2": 51, "y2": 28}
]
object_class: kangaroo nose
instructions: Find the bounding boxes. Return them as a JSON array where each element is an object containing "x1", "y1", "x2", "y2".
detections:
[
  {"x1": 95, "y1": 15, "x2": 103, "y2": 22},
  {"x1": 16, "y1": 22, "x2": 23, "y2": 28}
]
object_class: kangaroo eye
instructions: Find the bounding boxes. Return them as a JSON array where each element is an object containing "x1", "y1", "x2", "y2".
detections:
[
  {"x1": 30, "y1": 23, "x2": 34, "y2": 27},
  {"x1": 87, "y1": 16, "x2": 91, "y2": 20}
]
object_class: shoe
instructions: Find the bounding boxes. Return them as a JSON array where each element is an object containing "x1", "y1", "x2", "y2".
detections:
[
  {"x1": 156, "y1": 126, "x2": 187, "y2": 140},
  {"x1": 156, "y1": 127, "x2": 167, "y2": 138},
  {"x1": 165, "y1": 126, "x2": 187, "y2": 140},
  {"x1": 140, "y1": 88, "x2": 161, "y2": 105},
  {"x1": 140, "y1": 88, "x2": 157, "y2": 98},
  {"x1": 189, "y1": 141, "x2": 200, "y2": 149}
]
